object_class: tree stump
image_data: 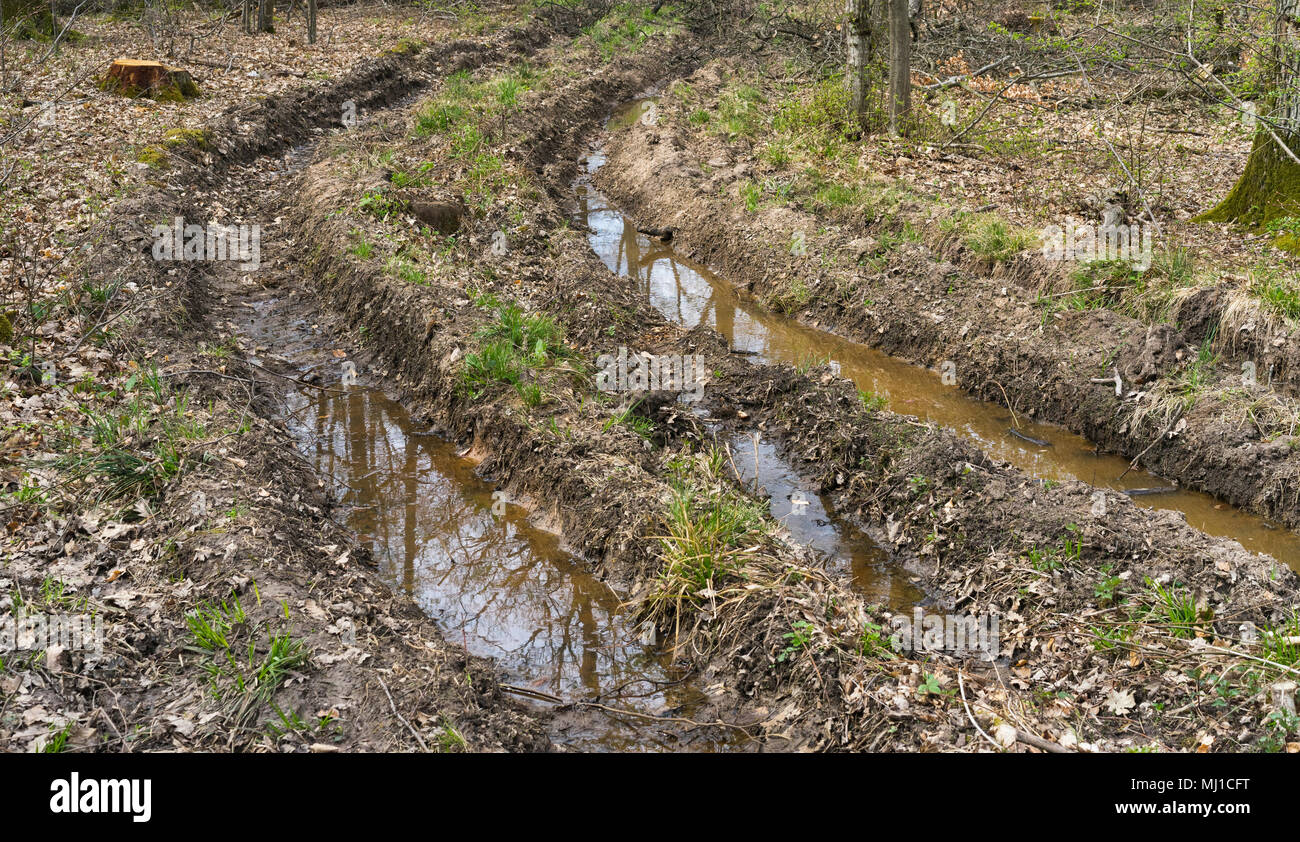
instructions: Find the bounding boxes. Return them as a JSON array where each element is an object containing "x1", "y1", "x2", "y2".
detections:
[{"x1": 102, "y1": 60, "x2": 200, "y2": 101}]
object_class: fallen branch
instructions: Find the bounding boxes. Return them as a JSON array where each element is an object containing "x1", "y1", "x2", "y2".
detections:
[
  {"x1": 377, "y1": 676, "x2": 429, "y2": 752},
  {"x1": 920, "y1": 56, "x2": 1010, "y2": 91}
]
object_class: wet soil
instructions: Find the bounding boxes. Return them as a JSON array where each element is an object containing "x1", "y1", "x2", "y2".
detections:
[
  {"x1": 282, "y1": 38, "x2": 1300, "y2": 752},
  {"x1": 592, "y1": 85, "x2": 1300, "y2": 537},
  {"x1": 577, "y1": 136, "x2": 1300, "y2": 570}
]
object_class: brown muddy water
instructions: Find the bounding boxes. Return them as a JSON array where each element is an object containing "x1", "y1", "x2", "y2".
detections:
[
  {"x1": 576, "y1": 101, "x2": 1300, "y2": 571},
  {"x1": 727, "y1": 431, "x2": 924, "y2": 606},
  {"x1": 243, "y1": 136, "x2": 744, "y2": 750},
  {"x1": 285, "y1": 382, "x2": 735, "y2": 750},
  {"x1": 240, "y1": 302, "x2": 740, "y2": 750}
]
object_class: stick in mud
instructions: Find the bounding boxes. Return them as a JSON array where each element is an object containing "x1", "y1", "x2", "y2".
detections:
[
  {"x1": 636, "y1": 225, "x2": 674, "y2": 240},
  {"x1": 1007, "y1": 427, "x2": 1052, "y2": 447},
  {"x1": 1122, "y1": 486, "x2": 1179, "y2": 497}
]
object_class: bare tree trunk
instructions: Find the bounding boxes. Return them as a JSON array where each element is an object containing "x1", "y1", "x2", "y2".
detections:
[
  {"x1": 1201, "y1": 0, "x2": 1300, "y2": 224},
  {"x1": 257, "y1": 0, "x2": 272, "y2": 33},
  {"x1": 846, "y1": 0, "x2": 870, "y2": 128},
  {"x1": 888, "y1": 0, "x2": 910, "y2": 136},
  {"x1": 307, "y1": 0, "x2": 316, "y2": 44},
  {"x1": 242, "y1": 0, "x2": 251, "y2": 33}
]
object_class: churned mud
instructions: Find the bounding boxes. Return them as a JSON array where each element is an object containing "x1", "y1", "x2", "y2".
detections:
[
  {"x1": 274, "y1": 20, "x2": 1300, "y2": 751},
  {"x1": 10, "y1": 8, "x2": 1300, "y2": 754},
  {"x1": 592, "y1": 62, "x2": 1300, "y2": 540}
]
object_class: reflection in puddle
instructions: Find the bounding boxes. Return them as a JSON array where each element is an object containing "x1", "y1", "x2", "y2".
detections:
[
  {"x1": 728, "y1": 432, "x2": 922, "y2": 606},
  {"x1": 281, "y1": 379, "x2": 733, "y2": 751},
  {"x1": 575, "y1": 141, "x2": 921, "y2": 605},
  {"x1": 576, "y1": 138, "x2": 1300, "y2": 571}
]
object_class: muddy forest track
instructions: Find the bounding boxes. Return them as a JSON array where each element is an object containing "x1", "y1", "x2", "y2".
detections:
[
  {"x1": 593, "y1": 109, "x2": 1300, "y2": 538},
  {"x1": 264, "y1": 27, "x2": 1300, "y2": 750},
  {"x1": 59, "y1": 20, "x2": 581, "y2": 752},
  {"x1": 62, "y1": 13, "x2": 1300, "y2": 753},
  {"x1": 584, "y1": 128, "x2": 1300, "y2": 567},
  {"x1": 153, "y1": 23, "x2": 777, "y2": 750}
]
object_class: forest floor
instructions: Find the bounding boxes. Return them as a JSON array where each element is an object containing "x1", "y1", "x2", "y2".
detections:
[{"x1": 3, "y1": 1, "x2": 1300, "y2": 753}]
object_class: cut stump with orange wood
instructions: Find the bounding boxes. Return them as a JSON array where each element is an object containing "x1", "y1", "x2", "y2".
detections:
[{"x1": 102, "y1": 59, "x2": 200, "y2": 100}]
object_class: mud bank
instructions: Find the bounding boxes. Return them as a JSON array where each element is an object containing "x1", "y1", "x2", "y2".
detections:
[
  {"x1": 285, "y1": 32, "x2": 1300, "y2": 751},
  {"x1": 592, "y1": 82, "x2": 1300, "y2": 535}
]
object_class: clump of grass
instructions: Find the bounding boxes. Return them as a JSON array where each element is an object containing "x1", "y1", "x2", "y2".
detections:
[
  {"x1": 358, "y1": 190, "x2": 403, "y2": 222},
  {"x1": 1065, "y1": 259, "x2": 1142, "y2": 310},
  {"x1": 714, "y1": 84, "x2": 764, "y2": 139},
  {"x1": 415, "y1": 102, "x2": 471, "y2": 137},
  {"x1": 1151, "y1": 246, "x2": 1196, "y2": 286},
  {"x1": 348, "y1": 230, "x2": 375, "y2": 259},
  {"x1": 1025, "y1": 524, "x2": 1083, "y2": 571},
  {"x1": 602, "y1": 399, "x2": 654, "y2": 439},
  {"x1": 1249, "y1": 269, "x2": 1300, "y2": 322},
  {"x1": 1175, "y1": 332, "x2": 1221, "y2": 404},
  {"x1": 765, "y1": 276, "x2": 811, "y2": 313},
  {"x1": 644, "y1": 444, "x2": 788, "y2": 631},
  {"x1": 858, "y1": 389, "x2": 887, "y2": 411},
  {"x1": 1117, "y1": 246, "x2": 1199, "y2": 322},
  {"x1": 794, "y1": 351, "x2": 829, "y2": 373},
  {"x1": 385, "y1": 255, "x2": 428, "y2": 285},
  {"x1": 771, "y1": 75, "x2": 857, "y2": 151},
  {"x1": 185, "y1": 594, "x2": 248, "y2": 654},
  {"x1": 814, "y1": 182, "x2": 859, "y2": 210},
  {"x1": 496, "y1": 69, "x2": 533, "y2": 110},
  {"x1": 185, "y1": 592, "x2": 309, "y2": 705},
  {"x1": 1148, "y1": 578, "x2": 1200, "y2": 639},
  {"x1": 964, "y1": 214, "x2": 1033, "y2": 262},
  {"x1": 41, "y1": 722, "x2": 74, "y2": 753},
  {"x1": 653, "y1": 485, "x2": 762, "y2": 598},
  {"x1": 438, "y1": 716, "x2": 468, "y2": 752},
  {"x1": 56, "y1": 375, "x2": 210, "y2": 504},
  {"x1": 461, "y1": 302, "x2": 572, "y2": 405},
  {"x1": 1260, "y1": 612, "x2": 1300, "y2": 668},
  {"x1": 760, "y1": 140, "x2": 790, "y2": 166},
  {"x1": 390, "y1": 162, "x2": 435, "y2": 189}
]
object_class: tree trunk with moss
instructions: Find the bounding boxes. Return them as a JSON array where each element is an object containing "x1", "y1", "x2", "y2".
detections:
[{"x1": 1200, "y1": 0, "x2": 1300, "y2": 225}]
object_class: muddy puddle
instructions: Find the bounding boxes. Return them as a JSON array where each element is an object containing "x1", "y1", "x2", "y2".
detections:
[
  {"x1": 726, "y1": 430, "x2": 924, "y2": 606},
  {"x1": 237, "y1": 296, "x2": 740, "y2": 752},
  {"x1": 576, "y1": 106, "x2": 1300, "y2": 571}
]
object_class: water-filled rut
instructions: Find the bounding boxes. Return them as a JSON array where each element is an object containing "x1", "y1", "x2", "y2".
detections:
[
  {"x1": 236, "y1": 88, "x2": 1294, "y2": 755},
  {"x1": 578, "y1": 98, "x2": 1300, "y2": 572},
  {"x1": 237, "y1": 293, "x2": 739, "y2": 751},
  {"x1": 231, "y1": 111, "x2": 746, "y2": 750}
]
